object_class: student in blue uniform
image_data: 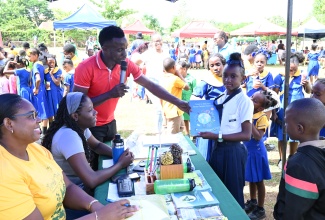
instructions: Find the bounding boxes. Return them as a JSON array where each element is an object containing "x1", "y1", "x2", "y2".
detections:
[
  {"x1": 192, "y1": 53, "x2": 226, "y2": 160},
  {"x1": 29, "y1": 48, "x2": 54, "y2": 134},
  {"x1": 271, "y1": 52, "x2": 311, "y2": 168},
  {"x1": 44, "y1": 55, "x2": 63, "y2": 116},
  {"x1": 3, "y1": 56, "x2": 32, "y2": 102},
  {"x1": 244, "y1": 90, "x2": 277, "y2": 219},
  {"x1": 244, "y1": 49, "x2": 274, "y2": 97},
  {"x1": 200, "y1": 52, "x2": 254, "y2": 208},
  {"x1": 169, "y1": 43, "x2": 177, "y2": 61},
  {"x1": 62, "y1": 58, "x2": 75, "y2": 97},
  {"x1": 307, "y1": 44, "x2": 321, "y2": 85},
  {"x1": 189, "y1": 44, "x2": 196, "y2": 69},
  {"x1": 311, "y1": 78, "x2": 325, "y2": 138}
]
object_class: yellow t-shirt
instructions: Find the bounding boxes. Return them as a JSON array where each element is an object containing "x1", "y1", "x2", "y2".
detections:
[
  {"x1": 71, "y1": 55, "x2": 81, "y2": 68},
  {"x1": 253, "y1": 111, "x2": 269, "y2": 131},
  {"x1": 161, "y1": 73, "x2": 186, "y2": 119},
  {"x1": 8, "y1": 49, "x2": 19, "y2": 56},
  {"x1": 0, "y1": 143, "x2": 66, "y2": 220}
]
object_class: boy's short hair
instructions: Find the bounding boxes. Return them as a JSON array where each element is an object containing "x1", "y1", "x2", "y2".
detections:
[
  {"x1": 63, "y1": 44, "x2": 76, "y2": 54},
  {"x1": 163, "y1": 57, "x2": 176, "y2": 72},
  {"x1": 287, "y1": 98, "x2": 325, "y2": 133}
]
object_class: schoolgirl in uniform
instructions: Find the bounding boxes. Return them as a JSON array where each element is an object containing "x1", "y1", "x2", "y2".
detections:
[
  {"x1": 44, "y1": 54, "x2": 63, "y2": 116},
  {"x1": 29, "y1": 48, "x2": 54, "y2": 134},
  {"x1": 307, "y1": 44, "x2": 321, "y2": 85},
  {"x1": 200, "y1": 52, "x2": 254, "y2": 208},
  {"x1": 271, "y1": 52, "x2": 311, "y2": 167},
  {"x1": 189, "y1": 44, "x2": 196, "y2": 69},
  {"x1": 244, "y1": 49, "x2": 274, "y2": 97},
  {"x1": 192, "y1": 53, "x2": 226, "y2": 160},
  {"x1": 244, "y1": 90, "x2": 277, "y2": 219},
  {"x1": 3, "y1": 56, "x2": 32, "y2": 102}
]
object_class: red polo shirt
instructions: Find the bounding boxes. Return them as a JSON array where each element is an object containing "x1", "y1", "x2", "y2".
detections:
[{"x1": 74, "y1": 51, "x2": 143, "y2": 126}]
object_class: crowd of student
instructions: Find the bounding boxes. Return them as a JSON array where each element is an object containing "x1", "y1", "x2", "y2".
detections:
[
  {"x1": 157, "y1": 33, "x2": 325, "y2": 219},
  {"x1": 0, "y1": 26, "x2": 325, "y2": 220}
]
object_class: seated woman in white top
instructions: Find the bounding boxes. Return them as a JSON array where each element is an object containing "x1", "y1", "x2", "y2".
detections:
[{"x1": 42, "y1": 92, "x2": 134, "y2": 189}]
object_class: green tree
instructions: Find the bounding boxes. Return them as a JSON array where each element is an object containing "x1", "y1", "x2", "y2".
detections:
[
  {"x1": 89, "y1": 0, "x2": 136, "y2": 25},
  {"x1": 52, "y1": 8, "x2": 72, "y2": 20},
  {"x1": 0, "y1": 0, "x2": 54, "y2": 27},
  {"x1": 313, "y1": 0, "x2": 325, "y2": 23},
  {"x1": 267, "y1": 16, "x2": 287, "y2": 27},
  {"x1": 143, "y1": 14, "x2": 164, "y2": 34}
]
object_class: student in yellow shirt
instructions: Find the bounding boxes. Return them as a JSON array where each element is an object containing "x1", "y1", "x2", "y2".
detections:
[
  {"x1": 161, "y1": 58, "x2": 190, "y2": 134},
  {"x1": 63, "y1": 43, "x2": 81, "y2": 68}
]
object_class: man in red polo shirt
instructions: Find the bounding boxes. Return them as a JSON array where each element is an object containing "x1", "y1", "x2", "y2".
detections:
[{"x1": 74, "y1": 26, "x2": 190, "y2": 168}]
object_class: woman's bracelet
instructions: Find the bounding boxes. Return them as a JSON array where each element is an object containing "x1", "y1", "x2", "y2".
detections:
[
  {"x1": 88, "y1": 199, "x2": 99, "y2": 212},
  {"x1": 94, "y1": 211, "x2": 99, "y2": 220}
]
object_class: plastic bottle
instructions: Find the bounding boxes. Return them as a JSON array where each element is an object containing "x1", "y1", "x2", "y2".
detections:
[
  {"x1": 154, "y1": 178, "x2": 196, "y2": 195},
  {"x1": 112, "y1": 134, "x2": 124, "y2": 164}
]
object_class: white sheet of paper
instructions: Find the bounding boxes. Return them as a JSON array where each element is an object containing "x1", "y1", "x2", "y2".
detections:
[
  {"x1": 107, "y1": 183, "x2": 120, "y2": 201},
  {"x1": 102, "y1": 159, "x2": 114, "y2": 169}
]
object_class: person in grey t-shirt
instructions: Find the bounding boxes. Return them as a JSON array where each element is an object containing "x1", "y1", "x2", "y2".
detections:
[{"x1": 42, "y1": 92, "x2": 134, "y2": 189}]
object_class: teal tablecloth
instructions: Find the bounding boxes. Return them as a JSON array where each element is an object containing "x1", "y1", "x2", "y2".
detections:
[{"x1": 94, "y1": 137, "x2": 249, "y2": 220}]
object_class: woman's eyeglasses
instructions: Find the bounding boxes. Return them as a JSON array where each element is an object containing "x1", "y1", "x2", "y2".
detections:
[
  {"x1": 0, "y1": 111, "x2": 39, "y2": 126},
  {"x1": 11, "y1": 111, "x2": 39, "y2": 120}
]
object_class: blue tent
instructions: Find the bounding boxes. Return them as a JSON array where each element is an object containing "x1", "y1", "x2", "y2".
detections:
[{"x1": 53, "y1": 4, "x2": 116, "y2": 30}]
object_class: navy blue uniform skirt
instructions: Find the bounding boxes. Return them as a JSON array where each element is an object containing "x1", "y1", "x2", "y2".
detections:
[{"x1": 209, "y1": 141, "x2": 247, "y2": 208}]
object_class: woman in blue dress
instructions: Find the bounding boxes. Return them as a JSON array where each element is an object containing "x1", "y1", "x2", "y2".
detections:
[
  {"x1": 29, "y1": 48, "x2": 54, "y2": 135},
  {"x1": 192, "y1": 53, "x2": 226, "y2": 160},
  {"x1": 189, "y1": 44, "x2": 196, "y2": 69},
  {"x1": 271, "y1": 52, "x2": 311, "y2": 167},
  {"x1": 244, "y1": 49, "x2": 274, "y2": 97},
  {"x1": 44, "y1": 55, "x2": 63, "y2": 117},
  {"x1": 307, "y1": 44, "x2": 320, "y2": 85},
  {"x1": 3, "y1": 57, "x2": 32, "y2": 102}
]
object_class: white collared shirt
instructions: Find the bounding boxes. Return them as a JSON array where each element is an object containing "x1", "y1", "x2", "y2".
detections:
[{"x1": 217, "y1": 91, "x2": 254, "y2": 135}]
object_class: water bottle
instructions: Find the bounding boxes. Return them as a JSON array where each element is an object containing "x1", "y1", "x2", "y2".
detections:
[
  {"x1": 112, "y1": 134, "x2": 124, "y2": 164},
  {"x1": 154, "y1": 179, "x2": 196, "y2": 195}
]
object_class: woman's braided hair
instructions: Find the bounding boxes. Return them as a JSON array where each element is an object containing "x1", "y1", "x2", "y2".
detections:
[{"x1": 42, "y1": 95, "x2": 92, "y2": 164}]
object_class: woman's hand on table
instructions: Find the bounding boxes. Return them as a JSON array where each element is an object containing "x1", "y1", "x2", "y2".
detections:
[
  {"x1": 117, "y1": 149, "x2": 134, "y2": 168},
  {"x1": 97, "y1": 199, "x2": 139, "y2": 220}
]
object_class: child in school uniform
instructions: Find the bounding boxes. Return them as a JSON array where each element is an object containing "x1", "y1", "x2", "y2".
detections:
[
  {"x1": 307, "y1": 44, "x2": 321, "y2": 85},
  {"x1": 62, "y1": 58, "x2": 75, "y2": 97},
  {"x1": 273, "y1": 98, "x2": 325, "y2": 220},
  {"x1": 271, "y1": 52, "x2": 311, "y2": 168},
  {"x1": 244, "y1": 49, "x2": 274, "y2": 97},
  {"x1": 177, "y1": 61, "x2": 196, "y2": 136},
  {"x1": 200, "y1": 52, "x2": 254, "y2": 208},
  {"x1": 244, "y1": 90, "x2": 278, "y2": 219},
  {"x1": 192, "y1": 53, "x2": 226, "y2": 160},
  {"x1": 3, "y1": 57, "x2": 32, "y2": 102},
  {"x1": 44, "y1": 55, "x2": 63, "y2": 116},
  {"x1": 160, "y1": 57, "x2": 189, "y2": 134},
  {"x1": 311, "y1": 78, "x2": 325, "y2": 138}
]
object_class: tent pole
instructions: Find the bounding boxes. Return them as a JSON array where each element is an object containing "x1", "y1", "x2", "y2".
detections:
[
  {"x1": 282, "y1": 0, "x2": 294, "y2": 170},
  {"x1": 54, "y1": 30, "x2": 56, "y2": 48},
  {"x1": 63, "y1": 31, "x2": 65, "y2": 46}
]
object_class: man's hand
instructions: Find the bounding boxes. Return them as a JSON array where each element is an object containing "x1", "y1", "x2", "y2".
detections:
[
  {"x1": 109, "y1": 84, "x2": 129, "y2": 98},
  {"x1": 176, "y1": 100, "x2": 190, "y2": 114}
]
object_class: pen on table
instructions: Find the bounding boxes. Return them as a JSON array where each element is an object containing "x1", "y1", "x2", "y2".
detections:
[
  {"x1": 149, "y1": 146, "x2": 155, "y2": 173},
  {"x1": 145, "y1": 146, "x2": 151, "y2": 172},
  {"x1": 105, "y1": 199, "x2": 131, "y2": 207}
]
